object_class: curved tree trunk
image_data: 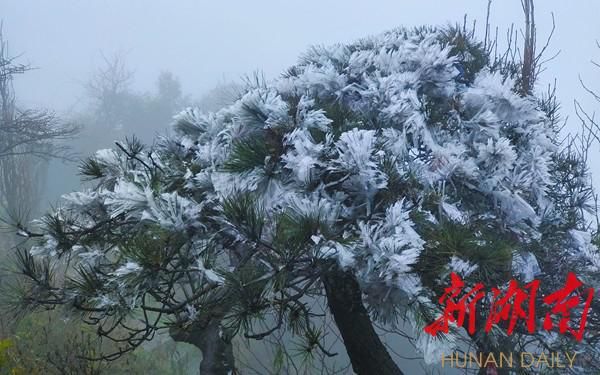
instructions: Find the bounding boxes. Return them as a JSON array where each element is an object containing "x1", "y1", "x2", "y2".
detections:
[
  {"x1": 170, "y1": 315, "x2": 235, "y2": 375},
  {"x1": 322, "y1": 269, "x2": 404, "y2": 375}
]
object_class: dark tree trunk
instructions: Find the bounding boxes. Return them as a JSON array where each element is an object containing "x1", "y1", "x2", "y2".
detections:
[
  {"x1": 170, "y1": 315, "x2": 235, "y2": 375},
  {"x1": 322, "y1": 269, "x2": 404, "y2": 375}
]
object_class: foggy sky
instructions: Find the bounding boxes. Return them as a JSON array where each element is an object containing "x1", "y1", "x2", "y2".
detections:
[{"x1": 2, "y1": 0, "x2": 600, "y2": 168}]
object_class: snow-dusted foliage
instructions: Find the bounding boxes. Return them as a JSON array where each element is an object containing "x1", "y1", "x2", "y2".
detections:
[{"x1": 21, "y1": 26, "x2": 600, "y2": 369}]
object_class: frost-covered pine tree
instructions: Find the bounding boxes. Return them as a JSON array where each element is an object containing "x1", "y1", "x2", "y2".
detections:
[{"x1": 12, "y1": 25, "x2": 600, "y2": 375}]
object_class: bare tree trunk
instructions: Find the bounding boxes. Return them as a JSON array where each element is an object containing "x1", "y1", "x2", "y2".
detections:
[
  {"x1": 322, "y1": 269, "x2": 404, "y2": 375},
  {"x1": 520, "y1": 0, "x2": 536, "y2": 96},
  {"x1": 170, "y1": 316, "x2": 236, "y2": 375}
]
